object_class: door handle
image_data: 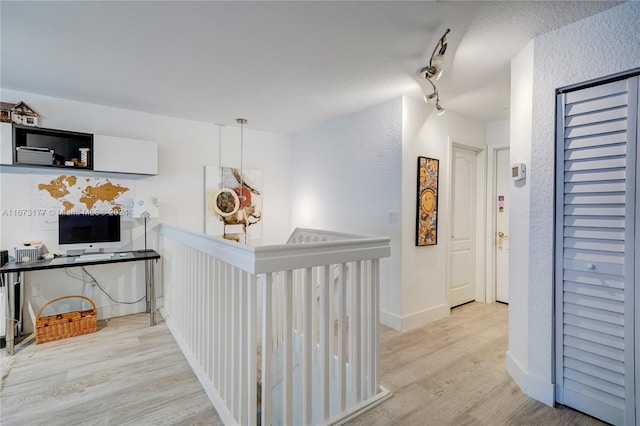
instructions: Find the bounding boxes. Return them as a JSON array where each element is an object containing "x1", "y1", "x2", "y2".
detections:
[{"x1": 497, "y1": 231, "x2": 509, "y2": 249}]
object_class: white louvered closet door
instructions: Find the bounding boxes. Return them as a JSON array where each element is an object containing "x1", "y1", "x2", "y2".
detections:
[{"x1": 555, "y1": 75, "x2": 639, "y2": 426}]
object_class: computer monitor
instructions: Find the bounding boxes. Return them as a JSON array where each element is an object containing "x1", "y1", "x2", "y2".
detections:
[{"x1": 58, "y1": 213, "x2": 121, "y2": 253}]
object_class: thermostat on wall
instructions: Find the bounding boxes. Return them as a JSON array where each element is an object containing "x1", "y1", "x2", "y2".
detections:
[{"x1": 511, "y1": 162, "x2": 526, "y2": 181}]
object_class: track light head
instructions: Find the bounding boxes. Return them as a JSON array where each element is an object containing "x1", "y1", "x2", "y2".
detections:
[{"x1": 424, "y1": 92, "x2": 437, "y2": 104}]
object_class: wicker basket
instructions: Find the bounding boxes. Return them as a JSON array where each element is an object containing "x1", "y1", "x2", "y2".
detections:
[{"x1": 35, "y1": 295, "x2": 98, "y2": 344}]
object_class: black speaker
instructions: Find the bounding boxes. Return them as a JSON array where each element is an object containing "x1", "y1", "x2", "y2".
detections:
[{"x1": 0, "y1": 249, "x2": 8, "y2": 266}]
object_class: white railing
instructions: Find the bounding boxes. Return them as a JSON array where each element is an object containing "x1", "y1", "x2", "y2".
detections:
[{"x1": 159, "y1": 225, "x2": 391, "y2": 426}]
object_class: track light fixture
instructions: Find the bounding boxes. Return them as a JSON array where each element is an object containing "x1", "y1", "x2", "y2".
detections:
[{"x1": 421, "y1": 28, "x2": 450, "y2": 115}]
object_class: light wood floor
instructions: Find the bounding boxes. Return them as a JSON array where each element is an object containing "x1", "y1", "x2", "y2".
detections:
[
  {"x1": 347, "y1": 302, "x2": 605, "y2": 426},
  {"x1": 1, "y1": 314, "x2": 222, "y2": 426},
  {"x1": 1, "y1": 302, "x2": 604, "y2": 425}
]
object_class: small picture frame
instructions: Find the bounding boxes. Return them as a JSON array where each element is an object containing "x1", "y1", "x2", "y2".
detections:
[{"x1": 416, "y1": 156, "x2": 439, "y2": 246}]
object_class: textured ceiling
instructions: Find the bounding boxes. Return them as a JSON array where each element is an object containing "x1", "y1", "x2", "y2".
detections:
[{"x1": 0, "y1": 1, "x2": 622, "y2": 135}]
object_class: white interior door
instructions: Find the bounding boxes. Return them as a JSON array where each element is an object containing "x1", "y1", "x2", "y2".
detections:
[
  {"x1": 449, "y1": 145, "x2": 478, "y2": 307},
  {"x1": 495, "y1": 148, "x2": 510, "y2": 303}
]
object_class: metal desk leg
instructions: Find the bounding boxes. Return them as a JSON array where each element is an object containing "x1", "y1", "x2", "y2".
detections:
[
  {"x1": 147, "y1": 259, "x2": 156, "y2": 326},
  {"x1": 18, "y1": 271, "x2": 23, "y2": 336},
  {"x1": 145, "y1": 261, "x2": 150, "y2": 314},
  {"x1": 5, "y1": 272, "x2": 15, "y2": 355}
]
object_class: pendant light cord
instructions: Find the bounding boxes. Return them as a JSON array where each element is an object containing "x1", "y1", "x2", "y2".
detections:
[
  {"x1": 237, "y1": 118, "x2": 247, "y2": 200},
  {"x1": 218, "y1": 124, "x2": 223, "y2": 188}
]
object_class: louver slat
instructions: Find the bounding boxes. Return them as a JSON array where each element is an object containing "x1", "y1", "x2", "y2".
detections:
[
  {"x1": 566, "y1": 92, "x2": 627, "y2": 115},
  {"x1": 565, "y1": 156, "x2": 626, "y2": 172},
  {"x1": 565, "y1": 143, "x2": 626, "y2": 161},
  {"x1": 563, "y1": 303, "x2": 624, "y2": 326},
  {"x1": 563, "y1": 237, "x2": 624, "y2": 252},
  {"x1": 565, "y1": 79, "x2": 628, "y2": 104},
  {"x1": 563, "y1": 281, "x2": 624, "y2": 301},
  {"x1": 564, "y1": 357, "x2": 624, "y2": 386},
  {"x1": 565, "y1": 168, "x2": 626, "y2": 182},
  {"x1": 565, "y1": 132, "x2": 627, "y2": 150},
  {"x1": 565, "y1": 120, "x2": 627, "y2": 139},
  {"x1": 564, "y1": 204, "x2": 625, "y2": 216},
  {"x1": 566, "y1": 107, "x2": 627, "y2": 127},
  {"x1": 562, "y1": 269, "x2": 624, "y2": 289},
  {"x1": 564, "y1": 193, "x2": 625, "y2": 205},
  {"x1": 564, "y1": 346, "x2": 624, "y2": 375},
  {"x1": 564, "y1": 313, "x2": 624, "y2": 337}
]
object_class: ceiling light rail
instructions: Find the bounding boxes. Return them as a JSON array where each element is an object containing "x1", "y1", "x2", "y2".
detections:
[{"x1": 421, "y1": 28, "x2": 450, "y2": 115}]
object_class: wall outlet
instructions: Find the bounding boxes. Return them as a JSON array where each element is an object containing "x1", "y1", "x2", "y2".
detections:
[{"x1": 387, "y1": 210, "x2": 399, "y2": 223}]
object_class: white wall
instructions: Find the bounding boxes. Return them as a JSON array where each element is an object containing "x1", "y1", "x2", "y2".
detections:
[
  {"x1": 0, "y1": 89, "x2": 291, "y2": 328},
  {"x1": 290, "y1": 95, "x2": 486, "y2": 331},
  {"x1": 507, "y1": 1, "x2": 640, "y2": 406},
  {"x1": 506, "y1": 39, "x2": 534, "y2": 398},
  {"x1": 290, "y1": 98, "x2": 403, "y2": 326},
  {"x1": 486, "y1": 120, "x2": 509, "y2": 148},
  {"x1": 401, "y1": 97, "x2": 485, "y2": 330}
]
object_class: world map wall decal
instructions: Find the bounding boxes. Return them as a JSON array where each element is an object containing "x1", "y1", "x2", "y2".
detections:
[{"x1": 36, "y1": 175, "x2": 131, "y2": 214}]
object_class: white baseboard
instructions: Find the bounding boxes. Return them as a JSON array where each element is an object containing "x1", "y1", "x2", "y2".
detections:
[
  {"x1": 400, "y1": 303, "x2": 450, "y2": 331},
  {"x1": 98, "y1": 301, "x2": 146, "y2": 320},
  {"x1": 506, "y1": 350, "x2": 555, "y2": 407},
  {"x1": 379, "y1": 309, "x2": 401, "y2": 330},
  {"x1": 380, "y1": 304, "x2": 450, "y2": 332},
  {"x1": 505, "y1": 350, "x2": 526, "y2": 389}
]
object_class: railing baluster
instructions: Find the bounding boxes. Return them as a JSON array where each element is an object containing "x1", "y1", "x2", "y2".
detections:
[
  {"x1": 201, "y1": 252, "x2": 207, "y2": 376},
  {"x1": 303, "y1": 267, "x2": 313, "y2": 425},
  {"x1": 187, "y1": 247, "x2": 193, "y2": 347},
  {"x1": 248, "y1": 273, "x2": 257, "y2": 426},
  {"x1": 368, "y1": 260, "x2": 376, "y2": 397},
  {"x1": 224, "y1": 263, "x2": 231, "y2": 404},
  {"x1": 362, "y1": 259, "x2": 370, "y2": 399},
  {"x1": 238, "y1": 270, "x2": 248, "y2": 425},
  {"x1": 283, "y1": 270, "x2": 293, "y2": 426},
  {"x1": 329, "y1": 265, "x2": 334, "y2": 382},
  {"x1": 232, "y1": 266, "x2": 240, "y2": 419},
  {"x1": 215, "y1": 259, "x2": 222, "y2": 390},
  {"x1": 197, "y1": 251, "x2": 203, "y2": 372},
  {"x1": 321, "y1": 264, "x2": 330, "y2": 420},
  {"x1": 181, "y1": 244, "x2": 187, "y2": 337},
  {"x1": 205, "y1": 256, "x2": 217, "y2": 383},
  {"x1": 352, "y1": 260, "x2": 362, "y2": 404},
  {"x1": 262, "y1": 273, "x2": 273, "y2": 426},
  {"x1": 372, "y1": 259, "x2": 380, "y2": 393},
  {"x1": 274, "y1": 273, "x2": 281, "y2": 350},
  {"x1": 338, "y1": 262, "x2": 347, "y2": 412}
]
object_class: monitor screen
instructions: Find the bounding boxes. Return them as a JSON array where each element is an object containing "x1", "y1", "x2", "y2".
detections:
[{"x1": 58, "y1": 214, "x2": 121, "y2": 250}]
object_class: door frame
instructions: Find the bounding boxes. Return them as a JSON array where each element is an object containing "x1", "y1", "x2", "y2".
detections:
[
  {"x1": 446, "y1": 139, "x2": 487, "y2": 307},
  {"x1": 486, "y1": 146, "x2": 510, "y2": 303}
]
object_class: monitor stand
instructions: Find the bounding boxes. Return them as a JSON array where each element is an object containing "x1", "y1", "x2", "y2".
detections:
[{"x1": 66, "y1": 248, "x2": 106, "y2": 256}]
